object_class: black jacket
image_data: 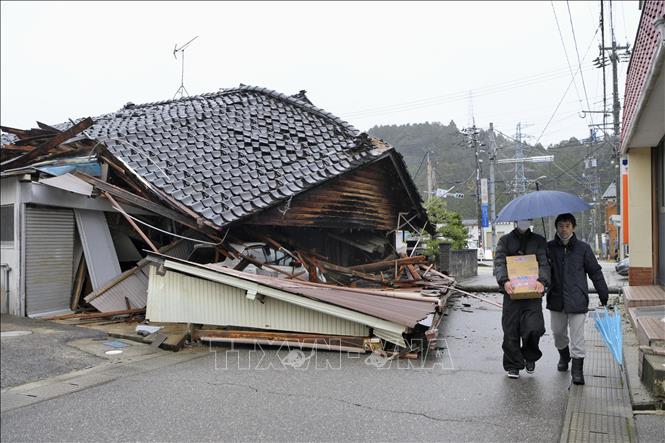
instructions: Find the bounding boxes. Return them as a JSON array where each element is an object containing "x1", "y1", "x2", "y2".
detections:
[
  {"x1": 494, "y1": 228, "x2": 551, "y2": 290},
  {"x1": 546, "y1": 233, "x2": 609, "y2": 313}
]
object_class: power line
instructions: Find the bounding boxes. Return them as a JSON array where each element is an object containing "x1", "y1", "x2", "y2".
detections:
[
  {"x1": 551, "y1": 1, "x2": 585, "y2": 116},
  {"x1": 566, "y1": 1, "x2": 594, "y2": 125},
  {"x1": 341, "y1": 64, "x2": 595, "y2": 119},
  {"x1": 535, "y1": 25, "x2": 599, "y2": 145}
]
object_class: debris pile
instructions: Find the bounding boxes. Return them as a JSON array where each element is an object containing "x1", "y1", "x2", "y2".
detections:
[{"x1": 1, "y1": 86, "x2": 452, "y2": 357}]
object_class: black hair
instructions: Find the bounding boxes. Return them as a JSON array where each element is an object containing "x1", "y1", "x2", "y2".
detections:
[{"x1": 555, "y1": 213, "x2": 576, "y2": 227}]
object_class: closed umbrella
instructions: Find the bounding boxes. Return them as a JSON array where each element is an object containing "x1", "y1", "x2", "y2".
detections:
[
  {"x1": 495, "y1": 190, "x2": 591, "y2": 222},
  {"x1": 593, "y1": 307, "x2": 623, "y2": 367}
]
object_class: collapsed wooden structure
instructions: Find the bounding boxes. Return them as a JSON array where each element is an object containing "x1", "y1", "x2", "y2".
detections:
[{"x1": 1, "y1": 85, "x2": 450, "y2": 355}]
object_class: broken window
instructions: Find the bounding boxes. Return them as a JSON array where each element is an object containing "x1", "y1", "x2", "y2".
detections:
[{"x1": 1, "y1": 205, "x2": 14, "y2": 247}]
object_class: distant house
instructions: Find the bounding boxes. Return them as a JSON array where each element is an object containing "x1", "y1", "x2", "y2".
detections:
[
  {"x1": 0, "y1": 86, "x2": 430, "y2": 317},
  {"x1": 619, "y1": 2, "x2": 665, "y2": 286}
]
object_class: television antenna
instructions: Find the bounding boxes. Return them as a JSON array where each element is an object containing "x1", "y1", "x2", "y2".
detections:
[{"x1": 173, "y1": 36, "x2": 198, "y2": 99}]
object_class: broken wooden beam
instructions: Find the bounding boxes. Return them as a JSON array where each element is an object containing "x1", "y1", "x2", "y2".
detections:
[
  {"x1": 3, "y1": 117, "x2": 93, "y2": 169},
  {"x1": 317, "y1": 259, "x2": 382, "y2": 282},
  {"x1": 349, "y1": 256, "x2": 427, "y2": 273},
  {"x1": 42, "y1": 307, "x2": 145, "y2": 321}
]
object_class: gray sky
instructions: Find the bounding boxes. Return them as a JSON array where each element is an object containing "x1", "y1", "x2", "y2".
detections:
[{"x1": 1, "y1": 1, "x2": 640, "y2": 147}]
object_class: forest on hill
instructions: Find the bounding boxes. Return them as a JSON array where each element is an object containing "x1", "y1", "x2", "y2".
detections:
[{"x1": 368, "y1": 122, "x2": 618, "y2": 239}]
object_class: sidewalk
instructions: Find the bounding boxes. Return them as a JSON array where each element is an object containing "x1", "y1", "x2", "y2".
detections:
[{"x1": 559, "y1": 317, "x2": 636, "y2": 442}]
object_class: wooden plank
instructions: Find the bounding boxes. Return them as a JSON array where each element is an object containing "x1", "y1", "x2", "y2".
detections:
[
  {"x1": 69, "y1": 258, "x2": 88, "y2": 310},
  {"x1": 160, "y1": 332, "x2": 189, "y2": 351},
  {"x1": 150, "y1": 333, "x2": 168, "y2": 348},
  {"x1": 349, "y1": 256, "x2": 427, "y2": 273},
  {"x1": 317, "y1": 260, "x2": 382, "y2": 282},
  {"x1": 41, "y1": 308, "x2": 145, "y2": 320},
  {"x1": 3, "y1": 117, "x2": 93, "y2": 168}
]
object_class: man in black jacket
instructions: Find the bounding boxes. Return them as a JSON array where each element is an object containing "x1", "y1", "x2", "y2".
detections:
[
  {"x1": 494, "y1": 220, "x2": 550, "y2": 379},
  {"x1": 547, "y1": 213, "x2": 609, "y2": 385}
]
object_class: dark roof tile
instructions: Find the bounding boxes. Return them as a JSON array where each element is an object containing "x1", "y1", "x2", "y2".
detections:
[{"x1": 37, "y1": 85, "x2": 385, "y2": 228}]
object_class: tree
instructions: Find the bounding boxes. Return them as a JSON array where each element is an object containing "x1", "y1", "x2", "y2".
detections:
[{"x1": 423, "y1": 198, "x2": 468, "y2": 257}]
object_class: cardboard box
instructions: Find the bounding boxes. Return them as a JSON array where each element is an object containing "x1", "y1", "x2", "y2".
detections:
[{"x1": 506, "y1": 254, "x2": 542, "y2": 300}]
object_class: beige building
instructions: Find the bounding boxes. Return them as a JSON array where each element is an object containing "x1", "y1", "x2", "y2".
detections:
[{"x1": 620, "y1": 2, "x2": 665, "y2": 286}]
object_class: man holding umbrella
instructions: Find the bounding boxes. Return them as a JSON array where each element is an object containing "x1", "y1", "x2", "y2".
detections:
[
  {"x1": 494, "y1": 219, "x2": 550, "y2": 379},
  {"x1": 547, "y1": 213, "x2": 609, "y2": 385}
]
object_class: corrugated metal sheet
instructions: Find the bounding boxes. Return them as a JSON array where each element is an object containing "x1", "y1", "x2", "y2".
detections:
[
  {"x1": 147, "y1": 266, "x2": 369, "y2": 337},
  {"x1": 74, "y1": 209, "x2": 121, "y2": 289},
  {"x1": 84, "y1": 240, "x2": 194, "y2": 312},
  {"x1": 87, "y1": 266, "x2": 149, "y2": 312},
  {"x1": 206, "y1": 264, "x2": 436, "y2": 328},
  {"x1": 154, "y1": 257, "x2": 408, "y2": 346},
  {"x1": 25, "y1": 207, "x2": 74, "y2": 316}
]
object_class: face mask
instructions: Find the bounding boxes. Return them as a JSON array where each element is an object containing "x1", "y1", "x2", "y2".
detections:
[{"x1": 516, "y1": 220, "x2": 531, "y2": 231}]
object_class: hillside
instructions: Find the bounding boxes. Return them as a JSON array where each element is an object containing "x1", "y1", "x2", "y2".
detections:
[{"x1": 368, "y1": 122, "x2": 618, "y2": 238}]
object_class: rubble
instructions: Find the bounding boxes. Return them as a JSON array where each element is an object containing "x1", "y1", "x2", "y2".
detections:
[{"x1": 1, "y1": 85, "x2": 454, "y2": 356}]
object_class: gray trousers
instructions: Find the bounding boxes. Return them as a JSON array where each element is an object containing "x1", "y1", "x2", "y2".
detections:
[{"x1": 550, "y1": 310, "x2": 587, "y2": 358}]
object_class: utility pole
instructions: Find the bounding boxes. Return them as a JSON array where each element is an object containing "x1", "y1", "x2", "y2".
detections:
[
  {"x1": 594, "y1": 0, "x2": 630, "y2": 258},
  {"x1": 462, "y1": 124, "x2": 484, "y2": 253},
  {"x1": 488, "y1": 123, "x2": 498, "y2": 251},
  {"x1": 426, "y1": 151, "x2": 433, "y2": 203}
]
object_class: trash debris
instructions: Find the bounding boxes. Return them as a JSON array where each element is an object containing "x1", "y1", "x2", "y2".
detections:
[{"x1": 135, "y1": 325, "x2": 162, "y2": 336}]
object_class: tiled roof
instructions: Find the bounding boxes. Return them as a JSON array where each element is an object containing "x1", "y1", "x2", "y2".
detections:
[
  {"x1": 621, "y1": 1, "x2": 665, "y2": 147},
  {"x1": 76, "y1": 85, "x2": 392, "y2": 228},
  {"x1": 601, "y1": 181, "x2": 616, "y2": 199}
]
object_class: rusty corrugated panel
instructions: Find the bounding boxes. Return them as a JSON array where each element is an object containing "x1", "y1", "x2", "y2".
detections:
[
  {"x1": 206, "y1": 265, "x2": 436, "y2": 328},
  {"x1": 150, "y1": 254, "x2": 436, "y2": 328},
  {"x1": 146, "y1": 266, "x2": 370, "y2": 337},
  {"x1": 247, "y1": 159, "x2": 409, "y2": 230}
]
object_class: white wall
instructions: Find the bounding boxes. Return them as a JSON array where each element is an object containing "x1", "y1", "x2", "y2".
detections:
[{"x1": 0, "y1": 177, "x2": 22, "y2": 315}]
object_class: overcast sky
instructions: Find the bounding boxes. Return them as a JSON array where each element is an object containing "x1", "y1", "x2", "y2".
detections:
[{"x1": 1, "y1": 1, "x2": 641, "y2": 147}]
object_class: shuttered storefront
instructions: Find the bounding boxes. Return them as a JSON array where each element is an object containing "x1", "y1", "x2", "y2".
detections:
[{"x1": 25, "y1": 206, "x2": 74, "y2": 316}]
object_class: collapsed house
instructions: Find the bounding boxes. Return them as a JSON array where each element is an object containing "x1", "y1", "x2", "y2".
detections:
[{"x1": 1, "y1": 85, "x2": 452, "y2": 352}]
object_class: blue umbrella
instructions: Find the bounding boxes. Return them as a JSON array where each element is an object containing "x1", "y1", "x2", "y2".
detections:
[
  {"x1": 495, "y1": 190, "x2": 591, "y2": 222},
  {"x1": 593, "y1": 307, "x2": 623, "y2": 367}
]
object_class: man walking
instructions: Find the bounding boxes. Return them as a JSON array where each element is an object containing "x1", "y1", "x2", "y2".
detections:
[
  {"x1": 494, "y1": 220, "x2": 550, "y2": 379},
  {"x1": 547, "y1": 213, "x2": 609, "y2": 385}
]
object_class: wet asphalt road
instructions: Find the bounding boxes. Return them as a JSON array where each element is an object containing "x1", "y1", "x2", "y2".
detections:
[
  {"x1": 1, "y1": 314, "x2": 106, "y2": 389},
  {"x1": 1, "y1": 294, "x2": 571, "y2": 442}
]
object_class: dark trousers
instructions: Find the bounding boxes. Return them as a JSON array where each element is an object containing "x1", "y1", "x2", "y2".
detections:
[{"x1": 501, "y1": 295, "x2": 545, "y2": 371}]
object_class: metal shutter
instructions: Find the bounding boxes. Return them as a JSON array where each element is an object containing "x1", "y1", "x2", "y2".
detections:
[{"x1": 25, "y1": 207, "x2": 74, "y2": 316}]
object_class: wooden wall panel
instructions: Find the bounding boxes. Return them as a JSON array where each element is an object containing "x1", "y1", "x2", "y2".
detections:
[{"x1": 246, "y1": 158, "x2": 415, "y2": 231}]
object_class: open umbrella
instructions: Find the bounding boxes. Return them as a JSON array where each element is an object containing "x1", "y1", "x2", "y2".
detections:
[
  {"x1": 593, "y1": 307, "x2": 623, "y2": 367},
  {"x1": 495, "y1": 190, "x2": 591, "y2": 222}
]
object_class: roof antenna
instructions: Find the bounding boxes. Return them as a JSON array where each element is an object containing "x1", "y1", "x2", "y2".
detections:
[{"x1": 172, "y1": 36, "x2": 198, "y2": 99}]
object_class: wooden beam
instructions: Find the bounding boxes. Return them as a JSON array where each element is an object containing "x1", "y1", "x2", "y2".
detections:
[
  {"x1": 70, "y1": 258, "x2": 88, "y2": 311},
  {"x1": 3, "y1": 117, "x2": 93, "y2": 168},
  {"x1": 42, "y1": 307, "x2": 145, "y2": 320},
  {"x1": 103, "y1": 192, "x2": 159, "y2": 253},
  {"x1": 317, "y1": 259, "x2": 382, "y2": 282},
  {"x1": 348, "y1": 256, "x2": 427, "y2": 273}
]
